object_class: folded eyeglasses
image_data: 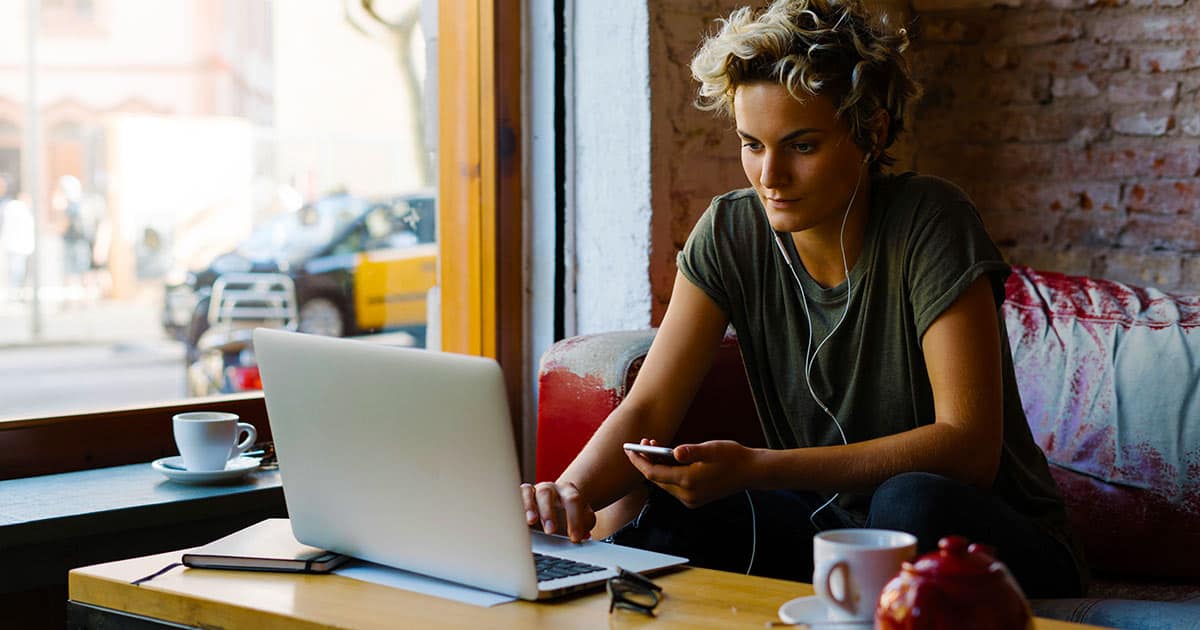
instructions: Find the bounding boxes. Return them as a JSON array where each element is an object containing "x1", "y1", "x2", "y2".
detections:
[{"x1": 606, "y1": 566, "x2": 663, "y2": 617}]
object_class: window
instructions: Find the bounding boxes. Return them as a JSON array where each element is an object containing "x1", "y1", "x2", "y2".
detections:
[
  {"x1": 0, "y1": 1, "x2": 437, "y2": 419},
  {"x1": 41, "y1": 0, "x2": 105, "y2": 36},
  {"x1": 0, "y1": 0, "x2": 531, "y2": 478}
]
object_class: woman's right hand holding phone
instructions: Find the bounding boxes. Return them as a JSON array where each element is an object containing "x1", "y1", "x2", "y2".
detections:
[{"x1": 520, "y1": 480, "x2": 596, "y2": 543}]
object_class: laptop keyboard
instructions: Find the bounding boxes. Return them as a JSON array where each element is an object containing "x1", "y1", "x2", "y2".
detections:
[{"x1": 533, "y1": 552, "x2": 606, "y2": 582}]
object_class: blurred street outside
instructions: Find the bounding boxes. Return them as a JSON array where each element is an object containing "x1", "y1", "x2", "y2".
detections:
[{"x1": 0, "y1": 284, "x2": 187, "y2": 418}]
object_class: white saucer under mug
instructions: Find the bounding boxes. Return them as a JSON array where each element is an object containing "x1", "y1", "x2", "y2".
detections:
[
  {"x1": 151, "y1": 456, "x2": 260, "y2": 485},
  {"x1": 778, "y1": 595, "x2": 874, "y2": 628}
]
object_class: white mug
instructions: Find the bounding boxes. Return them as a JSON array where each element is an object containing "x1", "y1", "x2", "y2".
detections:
[
  {"x1": 813, "y1": 528, "x2": 917, "y2": 622},
  {"x1": 172, "y1": 411, "x2": 257, "y2": 472}
]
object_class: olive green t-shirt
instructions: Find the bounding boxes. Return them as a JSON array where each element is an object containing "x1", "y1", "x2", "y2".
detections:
[{"x1": 677, "y1": 172, "x2": 1080, "y2": 569}]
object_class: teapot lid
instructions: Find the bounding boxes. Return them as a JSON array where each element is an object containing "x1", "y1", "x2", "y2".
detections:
[{"x1": 907, "y1": 536, "x2": 1001, "y2": 578}]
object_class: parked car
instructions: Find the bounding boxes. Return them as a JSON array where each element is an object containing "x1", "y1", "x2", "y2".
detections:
[{"x1": 164, "y1": 190, "x2": 437, "y2": 395}]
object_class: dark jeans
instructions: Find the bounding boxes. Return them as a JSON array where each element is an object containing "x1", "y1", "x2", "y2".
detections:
[{"x1": 608, "y1": 471, "x2": 1083, "y2": 599}]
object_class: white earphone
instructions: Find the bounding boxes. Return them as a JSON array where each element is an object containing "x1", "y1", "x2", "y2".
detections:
[
  {"x1": 745, "y1": 140, "x2": 875, "y2": 574},
  {"x1": 770, "y1": 153, "x2": 869, "y2": 529}
]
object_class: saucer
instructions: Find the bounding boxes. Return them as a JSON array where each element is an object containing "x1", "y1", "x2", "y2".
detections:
[
  {"x1": 151, "y1": 456, "x2": 261, "y2": 485},
  {"x1": 778, "y1": 595, "x2": 873, "y2": 628}
]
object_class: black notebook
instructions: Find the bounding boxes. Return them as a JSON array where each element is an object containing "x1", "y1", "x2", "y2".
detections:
[{"x1": 182, "y1": 518, "x2": 350, "y2": 573}]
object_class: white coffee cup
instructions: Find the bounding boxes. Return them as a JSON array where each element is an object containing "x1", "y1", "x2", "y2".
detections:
[
  {"x1": 172, "y1": 411, "x2": 257, "y2": 472},
  {"x1": 813, "y1": 528, "x2": 917, "y2": 622}
]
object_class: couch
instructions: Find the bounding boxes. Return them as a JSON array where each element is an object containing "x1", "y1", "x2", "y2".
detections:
[{"x1": 535, "y1": 266, "x2": 1200, "y2": 629}]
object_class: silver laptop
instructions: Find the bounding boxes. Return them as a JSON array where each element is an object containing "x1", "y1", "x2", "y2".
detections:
[{"x1": 252, "y1": 328, "x2": 687, "y2": 600}]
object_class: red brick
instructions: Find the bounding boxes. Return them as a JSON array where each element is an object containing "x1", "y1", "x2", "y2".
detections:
[
  {"x1": 1055, "y1": 210, "x2": 1128, "y2": 247},
  {"x1": 1123, "y1": 180, "x2": 1200, "y2": 215},
  {"x1": 982, "y1": 47, "x2": 1017, "y2": 70},
  {"x1": 1052, "y1": 74, "x2": 1103, "y2": 99},
  {"x1": 1091, "y1": 15, "x2": 1200, "y2": 44},
  {"x1": 910, "y1": 46, "x2": 971, "y2": 85},
  {"x1": 1181, "y1": 257, "x2": 1200, "y2": 288},
  {"x1": 917, "y1": 17, "x2": 986, "y2": 44},
  {"x1": 913, "y1": 0, "x2": 1021, "y2": 8},
  {"x1": 971, "y1": 181, "x2": 1121, "y2": 212},
  {"x1": 1112, "y1": 111, "x2": 1174, "y2": 136},
  {"x1": 1062, "y1": 142, "x2": 1200, "y2": 179},
  {"x1": 1182, "y1": 113, "x2": 1200, "y2": 136},
  {"x1": 1135, "y1": 47, "x2": 1200, "y2": 73},
  {"x1": 1003, "y1": 244, "x2": 1098, "y2": 278},
  {"x1": 1019, "y1": 43, "x2": 1129, "y2": 73},
  {"x1": 924, "y1": 107, "x2": 1108, "y2": 144},
  {"x1": 913, "y1": 115, "x2": 1029, "y2": 146},
  {"x1": 921, "y1": 143, "x2": 1066, "y2": 181},
  {"x1": 954, "y1": 72, "x2": 1053, "y2": 105},
  {"x1": 1095, "y1": 250, "x2": 1183, "y2": 288},
  {"x1": 1026, "y1": 0, "x2": 1101, "y2": 8},
  {"x1": 916, "y1": 106, "x2": 1107, "y2": 145},
  {"x1": 1107, "y1": 74, "x2": 1179, "y2": 104},
  {"x1": 993, "y1": 13, "x2": 1084, "y2": 46},
  {"x1": 1117, "y1": 216, "x2": 1200, "y2": 251},
  {"x1": 1131, "y1": 0, "x2": 1186, "y2": 6},
  {"x1": 980, "y1": 208, "x2": 1058, "y2": 247},
  {"x1": 1036, "y1": 111, "x2": 1110, "y2": 144}
]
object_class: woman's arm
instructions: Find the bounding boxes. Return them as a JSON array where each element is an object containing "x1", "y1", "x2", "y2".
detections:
[
  {"x1": 522, "y1": 272, "x2": 730, "y2": 540},
  {"x1": 633, "y1": 275, "x2": 1004, "y2": 507}
]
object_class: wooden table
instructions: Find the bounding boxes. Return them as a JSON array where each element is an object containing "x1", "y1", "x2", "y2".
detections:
[{"x1": 68, "y1": 550, "x2": 1102, "y2": 629}]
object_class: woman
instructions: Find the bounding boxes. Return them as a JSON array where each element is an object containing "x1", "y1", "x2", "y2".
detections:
[{"x1": 522, "y1": 0, "x2": 1083, "y2": 598}]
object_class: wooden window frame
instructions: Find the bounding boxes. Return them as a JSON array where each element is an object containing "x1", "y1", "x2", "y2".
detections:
[
  {"x1": 439, "y1": 0, "x2": 525, "y2": 459},
  {"x1": 0, "y1": 0, "x2": 528, "y2": 479}
]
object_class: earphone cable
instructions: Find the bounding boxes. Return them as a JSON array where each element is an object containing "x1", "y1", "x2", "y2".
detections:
[
  {"x1": 744, "y1": 489, "x2": 757, "y2": 575},
  {"x1": 771, "y1": 163, "x2": 866, "y2": 529}
]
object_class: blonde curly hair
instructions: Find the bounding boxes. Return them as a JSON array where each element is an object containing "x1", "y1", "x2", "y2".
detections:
[{"x1": 690, "y1": 0, "x2": 920, "y2": 168}]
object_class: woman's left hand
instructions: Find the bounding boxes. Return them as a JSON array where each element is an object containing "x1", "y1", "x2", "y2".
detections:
[{"x1": 625, "y1": 439, "x2": 761, "y2": 508}]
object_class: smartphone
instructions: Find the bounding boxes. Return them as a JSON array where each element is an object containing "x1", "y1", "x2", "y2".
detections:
[{"x1": 622, "y1": 442, "x2": 683, "y2": 466}]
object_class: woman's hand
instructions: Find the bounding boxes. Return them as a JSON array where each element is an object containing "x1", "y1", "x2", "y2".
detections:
[
  {"x1": 625, "y1": 438, "x2": 761, "y2": 508},
  {"x1": 520, "y1": 480, "x2": 596, "y2": 543}
]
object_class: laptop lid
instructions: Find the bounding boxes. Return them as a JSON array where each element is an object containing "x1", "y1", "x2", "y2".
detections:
[
  {"x1": 253, "y1": 328, "x2": 543, "y2": 599},
  {"x1": 253, "y1": 328, "x2": 687, "y2": 601}
]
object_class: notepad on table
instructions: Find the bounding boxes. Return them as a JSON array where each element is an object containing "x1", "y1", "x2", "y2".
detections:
[{"x1": 182, "y1": 518, "x2": 350, "y2": 573}]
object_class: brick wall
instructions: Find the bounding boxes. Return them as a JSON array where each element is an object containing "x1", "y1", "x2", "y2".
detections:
[
  {"x1": 645, "y1": 1, "x2": 1199, "y2": 325},
  {"x1": 909, "y1": 0, "x2": 1200, "y2": 290},
  {"x1": 648, "y1": 0, "x2": 749, "y2": 323}
]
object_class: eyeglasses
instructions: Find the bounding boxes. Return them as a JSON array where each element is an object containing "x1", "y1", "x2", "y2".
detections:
[{"x1": 607, "y1": 566, "x2": 663, "y2": 617}]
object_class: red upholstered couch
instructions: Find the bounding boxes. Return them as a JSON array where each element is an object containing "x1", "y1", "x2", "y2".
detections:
[{"x1": 536, "y1": 266, "x2": 1200, "y2": 629}]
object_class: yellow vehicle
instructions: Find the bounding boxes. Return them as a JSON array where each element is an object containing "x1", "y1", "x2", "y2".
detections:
[
  {"x1": 174, "y1": 192, "x2": 438, "y2": 394},
  {"x1": 353, "y1": 241, "x2": 438, "y2": 334},
  {"x1": 302, "y1": 192, "x2": 437, "y2": 343}
]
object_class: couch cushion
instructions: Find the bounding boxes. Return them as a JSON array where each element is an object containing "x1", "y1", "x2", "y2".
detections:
[
  {"x1": 535, "y1": 330, "x2": 762, "y2": 482},
  {"x1": 1003, "y1": 266, "x2": 1200, "y2": 577}
]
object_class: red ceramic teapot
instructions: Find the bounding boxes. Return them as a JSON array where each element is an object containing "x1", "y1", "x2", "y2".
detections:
[{"x1": 875, "y1": 536, "x2": 1033, "y2": 630}]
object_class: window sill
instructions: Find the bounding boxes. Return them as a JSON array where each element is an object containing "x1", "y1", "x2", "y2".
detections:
[
  {"x1": 0, "y1": 460, "x2": 286, "y2": 624},
  {"x1": 0, "y1": 393, "x2": 269, "y2": 480}
]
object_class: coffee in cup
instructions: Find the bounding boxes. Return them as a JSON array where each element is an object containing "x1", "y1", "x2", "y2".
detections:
[
  {"x1": 813, "y1": 528, "x2": 917, "y2": 622},
  {"x1": 172, "y1": 411, "x2": 257, "y2": 472}
]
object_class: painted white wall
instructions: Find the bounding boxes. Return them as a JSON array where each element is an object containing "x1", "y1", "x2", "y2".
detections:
[
  {"x1": 528, "y1": 0, "x2": 560, "y2": 370},
  {"x1": 570, "y1": 0, "x2": 652, "y2": 334}
]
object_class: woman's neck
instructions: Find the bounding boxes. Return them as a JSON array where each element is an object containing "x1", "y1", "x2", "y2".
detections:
[{"x1": 789, "y1": 187, "x2": 872, "y2": 289}]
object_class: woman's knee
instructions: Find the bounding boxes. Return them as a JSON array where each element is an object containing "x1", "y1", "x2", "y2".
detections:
[{"x1": 866, "y1": 472, "x2": 975, "y2": 547}]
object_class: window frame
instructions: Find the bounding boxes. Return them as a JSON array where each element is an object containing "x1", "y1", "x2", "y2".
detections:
[
  {"x1": 438, "y1": 0, "x2": 526, "y2": 461},
  {"x1": 1, "y1": 0, "x2": 528, "y2": 477}
]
